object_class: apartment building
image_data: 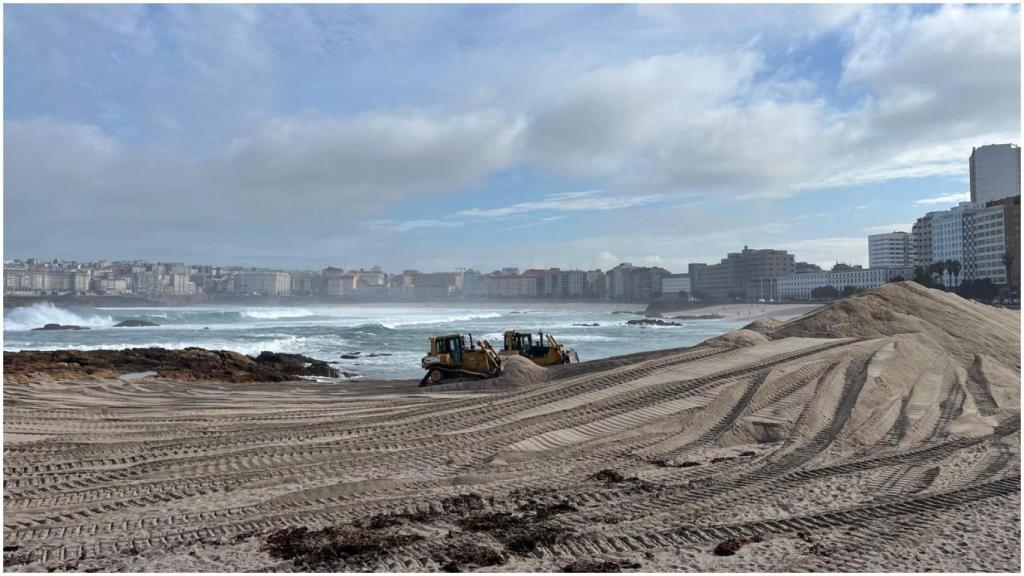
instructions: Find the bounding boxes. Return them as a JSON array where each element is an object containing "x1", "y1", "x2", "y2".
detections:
[
  {"x1": 911, "y1": 214, "x2": 934, "y2": 268},
  {"x1": 661, "y1": 273, "x2": 691, "y2": 296},
  {"x1": 234, "y1": 271, "x2": 291, "y2": 296},
  {"x1": 690, "y1": 247, "x2": 795, "y2": 300},
  {"x1": 970, "y1": 143, "x2": 1021, "y2": 205},
  {"x1": 868, "y1": 232, "x2": 912, "y2": 268},
  {"x1": 778, "y1": 267, "x2": 912, "y2": 301},
  {"x1": 913, "y1": 200, "x2": 1015, "y2": 285},
  {"x1": 487, "y1": 274, "x2": 540, "y2": 298}
]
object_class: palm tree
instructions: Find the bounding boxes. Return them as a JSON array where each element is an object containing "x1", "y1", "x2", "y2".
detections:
[
  {"x1": 948, "y1": 259, "x2": 961, "y2": 290},
  {"x1": 927, "y1": 262, "x2": 944, "y2": 290},
  {"x1": 1002, "y1": 252, "x2": 1014, "y2": 286},
  {"x1": 912, "y1": 265, "x2": 928, "y2": 286}
]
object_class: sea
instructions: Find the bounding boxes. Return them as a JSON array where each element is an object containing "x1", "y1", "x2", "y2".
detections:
[{"x1": 3, "y1": 302, "x2": 748, "y2": 379}]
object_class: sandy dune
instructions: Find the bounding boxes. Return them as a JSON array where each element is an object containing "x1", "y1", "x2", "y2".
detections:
[{"x1": 3, "y1": 283, "x2": 1019, "y2": 572}]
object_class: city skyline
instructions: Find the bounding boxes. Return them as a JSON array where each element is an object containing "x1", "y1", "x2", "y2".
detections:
[{"x1": 4, "y1": 3, "x2": 1021, "y2": 270}]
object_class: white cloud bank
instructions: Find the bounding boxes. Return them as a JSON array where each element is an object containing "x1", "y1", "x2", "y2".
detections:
[{"x1": 4, "y1": 4, "x2": 1020, "y2": 265}]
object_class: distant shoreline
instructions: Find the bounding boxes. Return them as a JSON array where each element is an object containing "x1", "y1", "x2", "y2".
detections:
[{"x1": 3, "y1": 294, "x2": 645, "y2": 310}]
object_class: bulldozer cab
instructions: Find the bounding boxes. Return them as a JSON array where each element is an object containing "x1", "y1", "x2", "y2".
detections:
[
  {"x1": 503, "y1": 330, "x2": 552, "y2": 358},
  {"x1": 504, "y1": 331, "x2": 536, "y2": 354},
  {"x1": 430, "y1": 334, "x2": 467, "y2": 365},
  {"x1": 501, "y1": 330, "x2": 578, "y2": 367},
  {"x1": 421, "y1": 333, "x2": 501, "y2": 386}
]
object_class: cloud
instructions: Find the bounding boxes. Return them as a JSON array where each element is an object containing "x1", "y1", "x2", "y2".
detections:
[
  {"x1": 862, "y1": 223, "x2": 913, "y2": 234},
  {"x1": 365, "y1": 219, "x2": 464, "y2": 233},
  {"x1": 456, "y1": 190, "x2": 663, "y2": 219},
  {"x1": 775, "y1": 237, "x2": 869, "y2": 268},
  {"x1": 914, "y1": 192, "x2": 970, "y2": 205},
  {"x1": 4, "y1": 4, "x2": 1020, "y2": 268}
]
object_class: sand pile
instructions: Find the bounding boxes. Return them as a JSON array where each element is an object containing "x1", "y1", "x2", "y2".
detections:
[
  {"x1": 3, "y1": 282, "x2": 1019, "y2": 572},
  {"x1": 743, "y1": 317, "x2": 784, "y2": 334},
  {"x1": 497, "y1": 355, "x2": 549, "y2": 386},
  {"x1": 770, "y1": 281, "x2": 1019, "y2": 362}
]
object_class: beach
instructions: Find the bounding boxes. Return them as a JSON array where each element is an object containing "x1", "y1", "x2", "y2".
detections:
[{"x1": 3, "y1": 283, "x2": 1019, "y2": 572}]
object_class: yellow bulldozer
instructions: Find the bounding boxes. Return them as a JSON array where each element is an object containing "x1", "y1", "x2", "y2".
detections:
[
  {"x1": 500, "y1": 330, "x2": 578, "y2": 366},
  {"x1": 419, "y1": 330, "x2": 578, "y2": 386},
  {"x1": 419, "y1": 333, "x2": 502, "y2": 386}
]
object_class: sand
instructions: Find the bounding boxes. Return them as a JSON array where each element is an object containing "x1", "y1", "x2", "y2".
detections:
[
  {"x1": 669, "y1": 302, "x2": 822, "y2": 322},
  {"x1": 2, "y1": 282, "x2": 1019, "y2": 572}
]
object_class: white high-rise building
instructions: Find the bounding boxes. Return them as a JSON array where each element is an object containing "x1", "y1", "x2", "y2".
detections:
[
  {"x1": 913, "y1": 202, "x2": 1008, "y2": 285},
  {"x1": 970, "y1": 143, "x2": 1021, "y2": 205},
  {"x1": 868, "y1": 232, "x2": 912, "y2": 268}
]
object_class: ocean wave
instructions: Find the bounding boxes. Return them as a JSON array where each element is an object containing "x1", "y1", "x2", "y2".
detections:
[
  {"x1": 4, "y1": 303, "x2": 115, "y2": 332},
  {"x1": 239, "y1": 308, "x2": 317, "y2": 320},
  {"x1": 382, "y1": 311, "x2": 503, "y2": 328}
]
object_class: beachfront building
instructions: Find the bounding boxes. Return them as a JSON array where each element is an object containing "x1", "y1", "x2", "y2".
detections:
[
  {"x1": 166, "y1": 273, "x2": 197, "y2": 295},
  {"x1": 868, "y1": 232, "x2": 912, "y2": 268},
  {"x1": 605, "y1": 263, "x2": 634, "y2": 300},
  {"x1": 661, "y1": 273, "x2": 691, "y2": 296},
  {"x1": 970, "y1": 143, "x2": 1021, "y2": 205},
  {"x1": 624, "y1": 267, "x2": 670, "y2": 302},
  {"x1": 912, "y1": 214, "x2": 934, "y2": 268},
  {"x1": 461, "y1": 269, "x2": 487, "y2": 297},
  {"x1": 550, "y1": 269, "x2": 588, "y2": 297},
  {"x1": 585, "y1": 269, "x2": 607, "y2": 298},
  {"x1": 689, "y1": 246, "x2": 795, "y2": 300},
  {"x1": 778, "y1": 267, "x2": 912, "y2": 301},
  {"x1": 289, "y1": 271, "x2": 322, "y2": 295},
  {"x1": 487, "y1": 274, "x2": 540, "y2": 298},
  {"x1": 4, "y1": 268, "x2": 86, "y2": 295},
  {"x1": 988, "y1": 195, "x2": 1021, "y2": 290},
  {"x1": 412, "y1": 272, "x2": 462, "y2": 299},
  {"x1": 234, "y1": 271, "x2": 291, "y2": 296},
  {"x1": 912, "y1": 200, "x2": 1013, "y2": 285},
  {"x1": 90, "y1": 277, "x2": 131, "y2": 294}
]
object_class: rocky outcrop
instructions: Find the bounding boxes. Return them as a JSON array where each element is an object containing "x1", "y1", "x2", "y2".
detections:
[
  {"x1": 4, "y1": 348, "x2": 345, "y2": 382},
  {"x1": 114, "y1": 319, "x2": 160, "y2": 327},
  {"x1": 31, "y1": 323, "x2": 89, "y2": 331},
  {"x1": 626, "y1": 319, "x2": 682, "y2": 327}
]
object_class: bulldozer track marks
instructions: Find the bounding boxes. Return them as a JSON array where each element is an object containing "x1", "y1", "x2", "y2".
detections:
[{"x1": 4, "y1": 333, "x2": 1018, "y2": 571}]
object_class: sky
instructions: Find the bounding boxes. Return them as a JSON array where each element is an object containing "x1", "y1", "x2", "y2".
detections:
[{"x1": 3, "y1": 3, "x2": 1021, "y2": 272}]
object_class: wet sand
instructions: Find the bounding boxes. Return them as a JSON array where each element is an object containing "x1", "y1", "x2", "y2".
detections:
[{"x1": 3, "y1": 283, "x2": 1019, "y2": 572}]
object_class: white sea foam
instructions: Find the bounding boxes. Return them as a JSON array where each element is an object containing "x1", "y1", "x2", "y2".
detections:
[
  {"x1": 239, "y1": 308, "x2": 317, "y2": 320},
  {"x1": 380, "y1": 311, "x2": 503, "y2": 329},
  {"x1": 4, "y1": 303, "x2": 115, "y2": 332}
]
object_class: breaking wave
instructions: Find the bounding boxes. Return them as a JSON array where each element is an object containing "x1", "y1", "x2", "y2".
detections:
[
  {"x1": 381, "y1": 312, "x2": 503, "y2": 328},
  {"x1": 239, "y1": 308, "x2": 317, "y2": 320},
  {"x1": 4, "y1": 303, "x2": 115, "y2": 332}
]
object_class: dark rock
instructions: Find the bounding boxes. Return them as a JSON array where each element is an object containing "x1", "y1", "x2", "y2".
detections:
[
  {"x1": 113, "y1": 319, "x2": 160, "y2": 327},
  {"x1": 367, "y1": 352, "x2": 392, "y2": 357},
  {"x1": 31, "y1": 323, "x2": 89, "y2": 331},
  {"x1": 436, "y1": 541, "x2": 504, "y2": 572},
  {"x1": 626, "y1": 319, "x2": 683, "y2": 327},
  {"x1": 653, "y1": 459, "x2": 701, "y2": 468},
  {"x1": 588, "y1": 469, "x2": 627, "y2": 483},
  {"x1": 588, "y1": 469, "x2": 660, "y2": 493},
  {"x1": 563, "y1": 559, "x2": 642, "y2": 572},
  {"x1": 262, "y1": 525, "x2": 423, "y2": 568},
  {"x1": 713, "y1": 534, "x2": 763, "y2": 556},
  {"x1": 340, "y1": 353, "x2": 361, "y2": 359},
  {"x1": 5, "y1": 348, "x2": 342, "y2": 382},
  {"x1": 572, "y1": 323, "x2": 600, "y2": 327}
]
